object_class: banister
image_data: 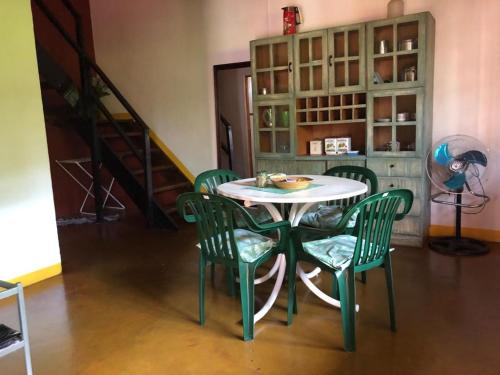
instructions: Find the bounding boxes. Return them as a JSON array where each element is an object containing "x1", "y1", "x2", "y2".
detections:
[{"x1": 32, "y1": 0, "x2": 149, "y2": 131}]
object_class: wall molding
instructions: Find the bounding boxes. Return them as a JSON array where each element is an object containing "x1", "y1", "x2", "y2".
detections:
[
  {"x1": 149, "y1": 130, "x2": 195, "y2": 184},
  {"x1": 7, "y1": 263, "x2": 62, "y2": 286},
  {"x1": 429, "y1": 225, "x2": 500, "y2": 243}
]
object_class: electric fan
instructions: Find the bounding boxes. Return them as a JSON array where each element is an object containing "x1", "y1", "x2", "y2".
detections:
[{"x1": 426, "y1": 134, "x2": 490, "y2": 255}]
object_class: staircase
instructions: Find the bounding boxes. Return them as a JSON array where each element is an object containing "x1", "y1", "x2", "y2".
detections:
[{"x1": 33, "y1": 0, "x2": 192, "y2": 229}]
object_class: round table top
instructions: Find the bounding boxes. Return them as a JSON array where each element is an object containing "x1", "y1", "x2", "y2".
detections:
[{"x1": 217, "y1": 175, "x2": 368, "y2": 204}]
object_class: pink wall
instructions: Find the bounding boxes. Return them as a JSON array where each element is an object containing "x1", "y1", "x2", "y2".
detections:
[
  {"x1": 90, "y1": 0, "x2": 499, "y2": 232},
  {"x1": 204, "y1": 0, "x2": 500, "y2": 231}
]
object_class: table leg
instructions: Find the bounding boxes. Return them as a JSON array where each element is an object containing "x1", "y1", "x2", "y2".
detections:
[{"x1": 289, "y1": 202, "x2": 359, "y2": 311}]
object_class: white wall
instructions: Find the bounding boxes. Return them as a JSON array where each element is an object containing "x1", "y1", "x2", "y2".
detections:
[
  {"x1": 0, "y1": 0, "x2": 61, "y2": 280},
  {"x1": 90, "y1": 0, "x2": 500, "y2": 231},
  {"x1": 89, "y1": 0, "x2": 213, "y2": 176}
]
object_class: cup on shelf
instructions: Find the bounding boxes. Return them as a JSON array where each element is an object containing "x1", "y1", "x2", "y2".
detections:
[
  {"x1": 378, "y1": 40, "x2": 390, "y2": 54},
  {"x1": 396, "y1": 112, "x2": 409, "y2": 122}
]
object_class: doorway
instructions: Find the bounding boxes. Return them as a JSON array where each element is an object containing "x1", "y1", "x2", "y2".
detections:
[{"x1": 214, "y1": 62, "x2": 253, "y2": 178}]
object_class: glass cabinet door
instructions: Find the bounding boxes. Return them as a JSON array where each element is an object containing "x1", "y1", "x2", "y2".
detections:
[
  {"x1": 328, "y1": 23, "x2": 366, "y2": 93},
  {"x1": 367, "y1": 89, "x2": 423, "y2": 157},
  {"x1": 254, "y1": 100, "x2": 293, "y2": 156},
  {"x1": 251, "y1": 36, "x2": 293, "y2": 101},
  {"x1": 367, "y1": 13, "x2": 429, "y2": 90},
  {"x1": 294, "y1": 30, "x2": 328, "y2": 96}
]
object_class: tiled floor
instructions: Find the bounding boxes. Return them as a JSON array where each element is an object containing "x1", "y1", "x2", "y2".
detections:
[{"x1": 1, "y1": 216, "x2": 499, "y2": 374}]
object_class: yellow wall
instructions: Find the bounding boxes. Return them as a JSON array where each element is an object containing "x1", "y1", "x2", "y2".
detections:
[{"x1": 0, "y1": 0, "x2": 61, "y2": 282}]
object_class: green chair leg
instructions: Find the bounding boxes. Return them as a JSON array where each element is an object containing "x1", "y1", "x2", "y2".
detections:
[
  {"x1": 287, "y1": 254, "x2": 297, "y2": 325},
  {"x1": 384, "y1": 255, "x2": 397, "y2": 332},
  {"x1": 337, "y1": 268, "x2": 356, "y2": 352},
  {"x1": 332, "y1": 274, "x2": 340, "y2": 300},
  {"x1": 199, "y1": 255, "x2": 206, "y2": 326},
  {"x1": 361, "y1": 271, "x2": 367, "y2": 284},
  {"x1": 210, "y1": 262, "x2": 215, "y2": 285},
  {"x1": 227, "y1": 267, "x2": 236, "y2": 297},
  {"x1": 238, "y1": 263, "x2": 255, "y2": 341}
]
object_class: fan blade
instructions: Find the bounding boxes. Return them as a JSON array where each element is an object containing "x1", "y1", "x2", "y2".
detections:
[
  {"x1": 434, "y1": 143, "x2": 452, "y2": 165},
  {"x1": 458, "y1": 150, "x2": 487, "y2": 167},
  {"x1": 444, "y1": 172, "x2": 466, "y2": 190}
]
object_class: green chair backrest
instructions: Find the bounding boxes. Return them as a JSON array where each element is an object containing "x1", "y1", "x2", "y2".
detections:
[
  {"x1": 194, "y1": 169, "x2": 240, "y2": 194},
  {"x1": 323, "y1": 165, "x2": 378, "y2": 208},
  {"x1": 177, "y1": 192, "x2": 251, "y2": 263},
  {"x1": 341, "y1": 189, "x2": 413, "y2": 270}
]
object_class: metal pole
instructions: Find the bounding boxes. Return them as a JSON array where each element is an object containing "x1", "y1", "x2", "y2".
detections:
[{"x1": 143, "y1": 129, "x2": 154, "y2": 226}]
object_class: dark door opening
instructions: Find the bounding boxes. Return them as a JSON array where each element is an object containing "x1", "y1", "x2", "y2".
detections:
[{"x1": 214, "y1": 62, "x2": 253, "y2": 178}]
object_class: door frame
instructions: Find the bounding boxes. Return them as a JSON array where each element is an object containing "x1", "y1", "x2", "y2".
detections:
[{"x1": 213, "y1": 61, "x2": 252, "y2": 174}]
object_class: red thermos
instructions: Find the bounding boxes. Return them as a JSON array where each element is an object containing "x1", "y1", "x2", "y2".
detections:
[{"x1": 282, "y1": 6, "x2": 302, "y2": 35}]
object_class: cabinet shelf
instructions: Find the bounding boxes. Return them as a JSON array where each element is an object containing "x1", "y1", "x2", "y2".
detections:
[{"x1": 297, "y1": 120, "x2": 366, "y2": 126}]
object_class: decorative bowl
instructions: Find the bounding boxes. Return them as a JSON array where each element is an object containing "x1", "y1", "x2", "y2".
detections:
[{"x1": 272, "y1": 176, "x2": 313, "y2": 190}]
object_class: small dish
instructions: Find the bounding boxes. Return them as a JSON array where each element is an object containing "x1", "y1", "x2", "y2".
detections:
[
  {"x1": 273, "y1": 176, "x2": 313, "y2": 190},
  {"x1": 347, "y1": 150, "x2": 359, "y2": 156},
  {"x1": 376, "y1": 118, "x2": 391, "y2": 122}
]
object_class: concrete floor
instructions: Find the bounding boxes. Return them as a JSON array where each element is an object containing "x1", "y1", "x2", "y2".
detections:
[{"x1": 1, "y1": 215, "x2": 500, "y2": 374}]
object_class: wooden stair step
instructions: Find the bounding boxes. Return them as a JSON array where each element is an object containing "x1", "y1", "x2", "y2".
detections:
[
  {"x1": 163, "y1": 205, "x2": 178, "y2": 214},
  {"x1": 116, "y1": 148, "x2": 161, "y2": 159},
  {"x1": 132, "y1": 165, "x2": 175, "y2": 175},
  {"x1": 101, "y1": 131, "x2": 142, "y2": 139},
  {"x1": 153, "y1": 181, "x2": 191, "y2": 194}
]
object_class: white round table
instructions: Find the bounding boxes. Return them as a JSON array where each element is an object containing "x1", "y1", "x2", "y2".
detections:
[{"x1": 217, "y1": 175, "x2": 367, "y2": 322}]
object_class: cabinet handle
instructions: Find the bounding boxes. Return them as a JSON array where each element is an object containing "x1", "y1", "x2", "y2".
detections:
[
  {"x1": 288, "y1": 62, "x2": 292, "y2": 72},
  {"x1": 390, "y1": 164, "x2": 395, "y2": 168},
  {"x1": 328, "y1": 55, "x2": 333, "y2": 66},
  {"x1": 389, "y1": 183, "x2": 395, "y2": 188}
]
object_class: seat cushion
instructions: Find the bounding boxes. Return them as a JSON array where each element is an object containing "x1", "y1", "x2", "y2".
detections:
[
  {"x1": 300, "y1": 205, "x2": 358, "y2": 229},
  {"x1": 234, "y1": 229, "x2": 275, "y2": 263},
  {"x1": 235, "y1": 205, "x2": 274, "y2": 227},
  {"x1": 302, "y1": 234, "x2": 395, "y2": 271},
  {"x1": 198, "y1": 229, "x2": 275, "y2": 263},
  {"x1": 302, "y1": 234, "x2": 357, "y2": 271}
]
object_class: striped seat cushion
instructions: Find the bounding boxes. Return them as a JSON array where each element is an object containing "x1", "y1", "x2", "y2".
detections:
[
  {"x1": 302, "y1": 234, "x2": 394, "y2": 271},
  {"x1": 198, "y1": 229, "x2": 275, "y2": 263}
]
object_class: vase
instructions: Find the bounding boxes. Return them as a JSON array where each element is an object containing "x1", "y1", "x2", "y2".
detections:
[{"x1": 387, "y1": 0, "x2": 404, "y2": 18}]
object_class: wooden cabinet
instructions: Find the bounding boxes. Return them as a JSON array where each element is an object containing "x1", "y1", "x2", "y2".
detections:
[
  {"x1": 254, "y1": 99, "x2": 294, "y2": 157},
  {"x1": 251, "y1": 36, "x2": 294, "y2": 101},
  {"x1": 294, "y1": 30, "x2": 329, "y2": 96},
  {"x1": 367, "y1": 12, "x2": 434, "y2": 90},
  {"x1": 250, "y1": 12, "x2": 434, "y2": 247},
  {"x1": 367, "y1": 88, "x2": 424, "y2": 157},
  {"x1": 328, "y1": 23, "x2": 366, "y2": 93}
]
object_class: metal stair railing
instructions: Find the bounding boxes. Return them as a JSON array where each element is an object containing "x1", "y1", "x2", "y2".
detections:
[{"x1": 33, "y1": 0, "x2": 156, "y2": 226}]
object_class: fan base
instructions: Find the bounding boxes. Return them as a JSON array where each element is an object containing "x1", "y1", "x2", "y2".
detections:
[{"x1": 429, "y1": 236, "x2": 489, "y2": 256}]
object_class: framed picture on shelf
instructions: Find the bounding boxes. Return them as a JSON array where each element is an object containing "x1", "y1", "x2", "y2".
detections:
[
  {"x1": 336, "y1": 137, "x2": 351, "y2": 153},
  {"x1": 309, "y1": 140, "x2": 322, "y2": 155},
  {"x1": 324, "y1": 138, "x2": 337, "y2": 155}
]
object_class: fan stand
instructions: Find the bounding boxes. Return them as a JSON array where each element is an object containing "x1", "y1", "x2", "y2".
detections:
[{"x1": 429, "y1": 189, "x2": 489, "y2": 256}]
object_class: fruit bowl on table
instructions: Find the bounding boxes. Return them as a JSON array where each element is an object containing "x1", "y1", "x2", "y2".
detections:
[{"x1": 272, "y1": 176, "x2": 313, "y2": 190}]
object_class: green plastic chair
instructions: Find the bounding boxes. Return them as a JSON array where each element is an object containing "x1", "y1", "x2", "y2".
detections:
[
  {"x1": 194, "y1": 169, "x2": 240, "y2": 194},
  {"x1": 177, "y1": 192, "x2": 290, "y2": 341},
  {"x1": 300, "y1": 165, "x2": 379, "y2": 284},
  {"x1": 287, "y1": 189, "x2": 413, "y2": 351},
  {"x1": 194, "y1": 169, "x2": 273, "y2": 295}
]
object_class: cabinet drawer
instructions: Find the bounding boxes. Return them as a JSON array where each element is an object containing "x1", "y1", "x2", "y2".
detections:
[
  {"x1": 378, "y1": 177, "x2": 422, "y2": 197},
  {"x1": 367, "y1": 158, "x2": 423, "y2": 177},
  {"x1": 393, "y1": 216, "x2": 421, "y2": 236}
]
